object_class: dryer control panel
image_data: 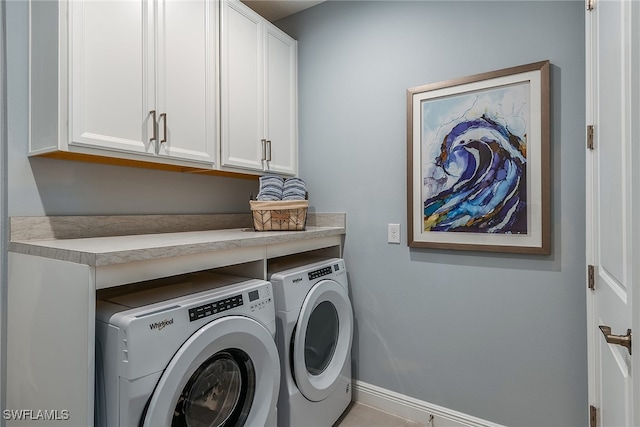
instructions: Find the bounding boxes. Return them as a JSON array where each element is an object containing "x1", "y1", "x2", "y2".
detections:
[
  {"x1": 308, "y1": 262, "x2": 340, "y2": 280},
  {"x1": 308, "y1": 266, "x2": 332, "y2": 280},
  {"x1": 188, "y1": 294, "x2": 243, "y2": 322}
]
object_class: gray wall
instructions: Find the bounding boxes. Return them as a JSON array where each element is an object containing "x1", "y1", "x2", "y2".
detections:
[
  {"x1": 6, "y1": 0, "x2": 258, "y2": 217},
  {"x1": 277, "y1": 1, "x2": 586, "y2": 426}
]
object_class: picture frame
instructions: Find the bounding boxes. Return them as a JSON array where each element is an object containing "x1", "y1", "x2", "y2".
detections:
[{"x1": 407, "y1": 60, "x2": 550, "y2": 254}]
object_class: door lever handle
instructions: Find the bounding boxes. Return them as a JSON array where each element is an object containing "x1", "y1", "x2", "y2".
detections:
[{"x1": 599, "y1": 325, "x2": 632, "y2": 355}]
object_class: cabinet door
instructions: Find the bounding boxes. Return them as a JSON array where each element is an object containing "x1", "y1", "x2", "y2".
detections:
[
  {"x1": 156, "y1": 0, "x2": 217, "y2": 164},
  {"x1": 220, "y1": 0, "x2": 265, "y2": 172},
  {"x1": 70, "y1": 0, "x2": 154, "y2": 155},
  {"x1": 264, "y1": 24, "x2": 297, "y2": 175}
]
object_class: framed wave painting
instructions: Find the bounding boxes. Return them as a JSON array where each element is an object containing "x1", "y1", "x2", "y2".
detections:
[{"x1": 407, "y1": 61, "x2": 550, "y2": 254}]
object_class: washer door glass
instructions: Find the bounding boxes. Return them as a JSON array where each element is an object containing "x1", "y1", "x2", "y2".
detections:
[
  {"x1": 304, "y1": 301, "x2": 339, "y2": 375},
  {"x1": 172, "y1": 350, "x2": 255, "y2": 427}
]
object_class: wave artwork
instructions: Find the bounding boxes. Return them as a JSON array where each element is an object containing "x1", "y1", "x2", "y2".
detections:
[{"x1": 421, "y1": 83, "x2": 529, "y2": 234}]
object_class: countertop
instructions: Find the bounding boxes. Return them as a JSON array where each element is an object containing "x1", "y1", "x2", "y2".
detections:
[
  {"x1": 8, "y1": 214, "x2": 346, "y2": 267},
  {"x1": 9, "y1": 226, "x2": 345, "y2": 267}
]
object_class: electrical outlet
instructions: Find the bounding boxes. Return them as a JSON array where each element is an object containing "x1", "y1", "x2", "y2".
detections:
[{"x1": 388, "y1": 223, "x2": 400, "y2": 244}]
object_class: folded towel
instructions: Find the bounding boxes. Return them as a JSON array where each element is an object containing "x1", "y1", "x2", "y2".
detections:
[
  {"x1": 257, "y1": 175, "x2": 284, "y2": 201},
  {"x1": 283, "y1": 177, "x2": 307, "y2": 201}
]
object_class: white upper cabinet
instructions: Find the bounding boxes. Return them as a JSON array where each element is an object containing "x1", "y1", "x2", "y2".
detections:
[
  {"x1": 220, "y1": 1, "x2": 265, "y2": 172},
  {"x1": 69, "y1": 0, "x2": 152, "y2": 155},
  {"x1": 221, "y1": 0, "x2": 298, "y2": 175},
  {"x1": 264, "y1": 24, "x2": 298, "y2": 175},
  {"x1": 69, "y1": 0, "x2": 217, "y2": 165},
  {"x1": 30, "y1": 0, "x2": 296, "y2": 176},
  {"x1": 155, "y1": 0, "x2": 218, "y2": 164}
]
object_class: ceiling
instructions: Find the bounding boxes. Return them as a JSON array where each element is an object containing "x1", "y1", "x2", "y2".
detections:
[{"x1": 241, "y1": 0, "x2": 325, "y2": 21}]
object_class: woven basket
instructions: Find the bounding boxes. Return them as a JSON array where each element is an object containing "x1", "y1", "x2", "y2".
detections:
[{"x1": 249, "y1": 200, "x2": 308, "y2": 231}]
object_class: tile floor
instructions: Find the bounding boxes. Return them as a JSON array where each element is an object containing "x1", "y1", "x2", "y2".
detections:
[{"x1": 333, "y1": 402, "x2": 429, "y2": 427}]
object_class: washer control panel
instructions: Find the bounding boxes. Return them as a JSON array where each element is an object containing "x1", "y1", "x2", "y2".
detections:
[
  {"x1": 188, "y1": 294, "x2": 243, "y2": 322},
  {"x1": 249, "y1": 285, "x2": 272, "y2": 312}
]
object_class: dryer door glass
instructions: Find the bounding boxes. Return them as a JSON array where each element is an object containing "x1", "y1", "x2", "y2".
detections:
[
  {"x1": 292, "y1": 279, "x2": 353, "y2": 402},
  {"x1": 172, "y1": 350, "x2": 255, "y2": 427},
  {"x1": 304, "y1": 301, "x2": 339, "y2": 375}
]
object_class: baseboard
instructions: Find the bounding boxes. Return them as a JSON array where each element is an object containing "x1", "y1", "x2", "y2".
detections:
[{"x1": 352, "y1": 380, "x2": 506, "y2": 427}]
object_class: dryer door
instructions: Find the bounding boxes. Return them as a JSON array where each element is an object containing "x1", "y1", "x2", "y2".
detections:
[
  {"x1": 141, "y1": 315, "x2": 279, "y2": 427},
  {"x1": 292, "y1": 279, "x2": 353, "y2": 402}
]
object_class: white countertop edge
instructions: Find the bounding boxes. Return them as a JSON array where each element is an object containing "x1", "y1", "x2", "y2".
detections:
[{"x1": 9, "y1": 226, "x2": 346, "y2": 266}]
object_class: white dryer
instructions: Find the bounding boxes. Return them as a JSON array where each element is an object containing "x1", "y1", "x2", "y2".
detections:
[
  {"x1": 95, "y1": 272, "x2": 280, "y2": 427},
  {"x1": 269, "y1": 257, "x2": 353, "y2": 427}
]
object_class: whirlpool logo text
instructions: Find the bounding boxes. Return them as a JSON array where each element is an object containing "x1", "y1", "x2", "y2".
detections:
[{"x1": 149, "y1": 318, "x2": 174, "y2": 331}]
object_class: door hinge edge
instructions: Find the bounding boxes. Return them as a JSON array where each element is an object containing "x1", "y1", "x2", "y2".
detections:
[
  {"x1": 587, "y1": 0, "x2": 594, "y2": 11},
  {"x1": 590, "y1": 405, "x2": 597, "y2": 427},
  {"x1": 588, "y1": 265, "x2": 595, "y2": 290},
  {"x1": 587, "y1": 125, "x2": 594, "y2": 150}
]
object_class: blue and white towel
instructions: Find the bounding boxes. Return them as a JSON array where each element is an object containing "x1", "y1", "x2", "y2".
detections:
[
  {"x1": 283, "y1": 177, "x2": 307, "y2": 201},
  {"x1": 256, "y1": 175, "x2": 284, "y2": 201}
]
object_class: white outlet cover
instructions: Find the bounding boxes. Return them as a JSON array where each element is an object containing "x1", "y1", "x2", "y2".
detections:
[{"x1": 388, "y1": 223, "x2": 401, "y2": 244}]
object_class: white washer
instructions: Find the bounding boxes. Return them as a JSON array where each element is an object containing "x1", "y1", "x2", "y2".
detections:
[
  {"x1": 95, "y1": 272, "x2": 280, "y2": 427},
  {"x1": 269, "y1": 257, "x2": 353, "y2": 427}
]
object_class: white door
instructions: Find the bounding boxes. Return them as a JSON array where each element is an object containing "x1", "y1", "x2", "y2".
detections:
[
  {"x1": 586, "y1": 1, "x2": 639, "y2": 425},
  {"x1": 220, "y1": 0, "x2": 265, "y2": 172},
  {"x1": 264, "y1": 24, "x2": 298, "y2": 175},
  {"x1": 70, "y1": 0, "x2": 154, "y2": 155},
  {"x1": 156, "y1": 0, "x2": 217, "y2": 164}
]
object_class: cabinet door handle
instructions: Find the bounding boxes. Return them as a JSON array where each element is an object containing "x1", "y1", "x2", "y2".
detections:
[
  {"x1": 266, "y1": 140, "x2": 272, "y2": 162},
  {"x1": 159, "y1": 113, "x2": 167, "y2": 144},
  {"x1": 599, "y1": 325, "x2": 632, "y2": 355},
  {"x1": 261, "y1": 139, "x2": 267, "y2": 161},
  {"x1": 149, "y1": 110, "x2": 157, "y2": 142}
]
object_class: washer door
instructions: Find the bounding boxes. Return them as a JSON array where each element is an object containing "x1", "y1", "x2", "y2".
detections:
[
  {"x1": 292, "y1": 279, "x2": 353, "y2": 402},
  {"x1": 142, "y1": 315, "x2": 279, "y2": 427}
]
